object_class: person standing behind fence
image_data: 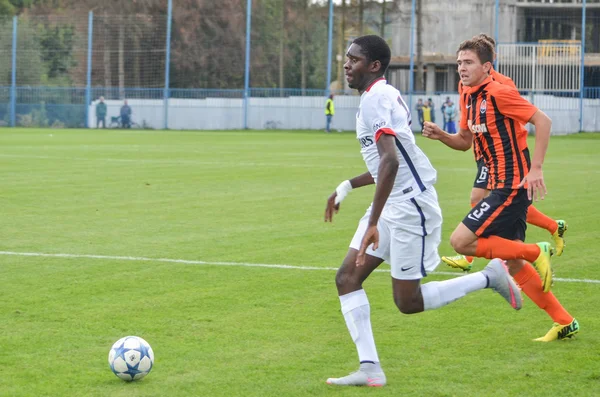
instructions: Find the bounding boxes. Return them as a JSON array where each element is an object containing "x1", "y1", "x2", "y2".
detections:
[
  {"x1": 96, "y1": 96, "x2": 107, "y2": 128},
  {"x1": 325, "y1": 94, "x2": 335, "y2": 133},
  {"x1": 415, "y1": 98, "x2": 424, "y2": 129},
  {"x1": 427, "y1": 98, "x2": 436, "y2": 124},
  {"x1": 422, "y1": 101, "x2": 431, "y2": 124},
  {"x1": 120, "y1": 100, "x2": 132, "y2": 128},
  {"x1": 444, "y1": 100, "x2": 457, "y2": 134},
  {"x1": 441, "y1": 96, "x2": 450, "y2": 130}
]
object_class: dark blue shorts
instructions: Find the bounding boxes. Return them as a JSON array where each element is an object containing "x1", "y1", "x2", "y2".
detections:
[
  {"x1": 473, "y1": 159, "x2": 489, "y2": 189},
  {"x1": 462, "y1": 188, "x2": 531, "y2": 241}
]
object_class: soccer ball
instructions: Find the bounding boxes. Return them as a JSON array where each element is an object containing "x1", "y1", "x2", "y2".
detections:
[{"x1": 108, "y1": 336, "x2": 154, "y2": 381}]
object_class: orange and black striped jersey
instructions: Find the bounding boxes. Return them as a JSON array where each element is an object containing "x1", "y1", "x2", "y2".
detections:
[
  {"x1": 489, "y1": 69, "x2": 516, "y2": 88},
  {"x1": 459, "y1": 75, "x2": 538, "y2": 190},
  {"x1": 458, "y1": 70, "x2": 517, "y2": 162}
]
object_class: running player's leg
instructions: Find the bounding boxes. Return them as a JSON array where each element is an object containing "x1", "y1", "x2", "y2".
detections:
[
  {"x1": 328, "y1": 248, "x2": 387, "y2": 387},
  {"x1": 507, "y1": 257, "x2": 578, "y2": 341},
  {"x1": 451, "y1": 190, "x2": 576, "y2": 338},
  {"x1": 442, "y1": 160, "x2": 489, "y2": 271},
  {"x1": 327, "y1": 209, "x2": 387, "y2": 387},
  {"x1": 391, "y1": 188, "x2": 521, "y2": 314},
  {"x1": 526, "y1": 206, "x2": 567, "y2": 256},
  {"x1": 527, "y1": 205, "x2": 558, "y2": 235},
  {"x1": 393, "y1": 259, "x2": 521, "y2": 315},
  {"x1": 505, "y1": 247, "x2": 573, "y2": 332},
  {"x1": 450, "y1": 189, "x2": 554, "y2": 292}
]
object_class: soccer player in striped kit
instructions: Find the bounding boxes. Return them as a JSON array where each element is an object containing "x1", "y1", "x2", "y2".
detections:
[
  {"x1": 422, "y1": 37, "x2": 579, "y2": 342},
  {"x1": 441, "y1": 34, "x2": 567, "y2": 275}
]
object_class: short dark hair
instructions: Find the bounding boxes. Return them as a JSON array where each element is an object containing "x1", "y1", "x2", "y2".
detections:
[
  {"x1": 473, "y1": 33, "x2": 496, "y2": 59},
  {"x1": 475, "y1": 33, "x2": 495, "y2": 47},
  {"x1": 457, "y1": 38, "x2": 494, "y2": 65},
  {"x1": 352, "y1": 35, "x2": 391, "y2": 76}
]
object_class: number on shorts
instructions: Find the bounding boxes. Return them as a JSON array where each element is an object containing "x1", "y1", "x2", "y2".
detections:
[
  {"x1": 476, "y1": 165, "x2": 489, "y2": 184},
  {"x1": 468, "y1": 202, "x2": 491, "y2": 222}
]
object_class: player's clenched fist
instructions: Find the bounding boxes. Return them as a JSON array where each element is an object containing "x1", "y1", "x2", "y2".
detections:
[{"x1": 422, "y1": 121, "x2": 444, "y2": 140}]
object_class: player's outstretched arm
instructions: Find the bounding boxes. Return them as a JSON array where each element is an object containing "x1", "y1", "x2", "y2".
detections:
[
  {"x1": 518, "y1": 110, "x2": 552, "y2": 201},
  {"x1": 422, "y1": 121, "x2": 472, "y2": 151},
  {"x1": 324, "y1": 171, "x2": 374, "y2": 222}
]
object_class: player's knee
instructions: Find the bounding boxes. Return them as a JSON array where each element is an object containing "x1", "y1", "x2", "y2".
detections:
[
  {"x1": 335, "y1": 267, "x2": 358, "y2": 289},
  {"x1": 393, "y1": 297, "x2": 421, "y2": 314},
  {"x1": 449, "y1": 232, "x2": 467, "y2": 254}
]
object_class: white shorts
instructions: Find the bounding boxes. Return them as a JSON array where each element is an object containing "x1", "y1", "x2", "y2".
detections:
[{"x1": 349, "y1": 187, "x2": 442, "y2": 280}]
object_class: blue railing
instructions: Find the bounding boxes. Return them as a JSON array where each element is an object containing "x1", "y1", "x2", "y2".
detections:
[
  {"x1": 90, "y1": 87, "x2": 165, "y2": 100},
  {"x1": 584, "y1": 87, "x2": 600, "y2": 99}
]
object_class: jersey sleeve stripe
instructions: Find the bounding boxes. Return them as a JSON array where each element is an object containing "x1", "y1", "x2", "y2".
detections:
[{"x1": 374, "y1": 127, "x2": 396, "y2": 142}]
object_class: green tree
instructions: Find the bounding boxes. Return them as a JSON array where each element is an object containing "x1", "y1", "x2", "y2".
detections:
[
  {"x1": 39, "y1": 24, "x2": 76, "y2": 80},
  {"x1": 0, "y1": 17, "x2": 45, "y2": 86},
  {"x1": 0, "y1": 0, "x2": 36, "y2": 16},
  {"x1": 170, "y1": 0, "x2": 246, "y2": 89}
]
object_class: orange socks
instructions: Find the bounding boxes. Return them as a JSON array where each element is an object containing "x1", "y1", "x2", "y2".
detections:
[
  {"x1": 475, "y1": 236, "x2": 540, "y2": 263},
  {"x1": 513, "y1": 263, "x2": 573, "y2": 324},
  {"x1": 527, "y1": 206, "x2": 558, "y2": 235}
]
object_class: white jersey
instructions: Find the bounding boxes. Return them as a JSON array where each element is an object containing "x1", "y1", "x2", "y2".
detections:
[{"x1": 356, "y1": 78, "x2": 437, "y2": 202}]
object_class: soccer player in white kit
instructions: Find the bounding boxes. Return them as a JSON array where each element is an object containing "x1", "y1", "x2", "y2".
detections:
[{"x1": 324, "y1": 35, "x2": 522, "y2": 387}]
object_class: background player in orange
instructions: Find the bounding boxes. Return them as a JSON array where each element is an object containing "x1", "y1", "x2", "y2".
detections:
[
  {"x1": 422, "y1": 37, "x2": 579, "y2": 341},
  {"x1": 442, "y1": 33, "x2": 567, "y2": 272}
]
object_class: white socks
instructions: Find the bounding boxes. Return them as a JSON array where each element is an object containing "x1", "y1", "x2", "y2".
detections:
[
  {"x1": 420, "y1": 272, "x2": 487, "y2": 311},
  {"x1": 339, "y1": 289, "x2": 380, "y2": 364},
  {"x1": 338, "y1": 274, "x2": 488, "y2": 363}
]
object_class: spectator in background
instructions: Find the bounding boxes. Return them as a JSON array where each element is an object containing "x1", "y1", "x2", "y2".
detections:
[
  {"x1": 444, "y1": 100, "x2": 457, "y2": 134},
  {"x1": 120, "y1": 100, "x2": 132, "y2": 128},
  {"x1": 325, "y1": 94, "x2": 335, "y2": 133},
  {"x1": 96, "y1": 96, "x2": 107, "y2": 128},
  {"x1": 415, "y1": 98, "x2": 424, "y2": 129},
  {"x1": 427, "y1": 98, "x2": 436, "y2": 124},
  {"x1": 440, "y1": 96, "x2": 450, "y2": 130},
  {"x1": 422, "y1": 101, "x2": 431, "y2": 124}
]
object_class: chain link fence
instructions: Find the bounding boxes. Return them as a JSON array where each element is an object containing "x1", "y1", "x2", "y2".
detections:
[{"x1": 2, "y1": 0, "x2": 599, "y2": 132}]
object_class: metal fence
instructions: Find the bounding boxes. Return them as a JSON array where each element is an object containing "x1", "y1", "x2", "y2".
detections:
[{"x1": 2, "y1": 0, "x2": 600, "y2": 132}]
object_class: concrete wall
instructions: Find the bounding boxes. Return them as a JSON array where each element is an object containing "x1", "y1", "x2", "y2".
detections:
[
  {"x1": 392, "y1": 0, "x2": 519, "y2": 57},
  {"x1": 89, "y1": 93, "x2": 595, "y2": 134}
]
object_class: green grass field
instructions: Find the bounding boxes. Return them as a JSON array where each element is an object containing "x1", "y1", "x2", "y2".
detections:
[{"x1": 1, "y1": 128, "x2": 599, "y2": 397}]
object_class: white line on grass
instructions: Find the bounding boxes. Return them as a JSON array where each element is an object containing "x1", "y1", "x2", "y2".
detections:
[
  {"x1": 0, "y1": 154, "x2": 360, "y2": 169},
  {"x1": 1, "y1": 250, "x2": 599, "y2": 285}
]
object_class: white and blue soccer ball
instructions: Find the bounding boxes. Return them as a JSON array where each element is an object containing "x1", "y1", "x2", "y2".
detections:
[{"x1": 108, "y1": 336, "x2": 154, "y2": 381}]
